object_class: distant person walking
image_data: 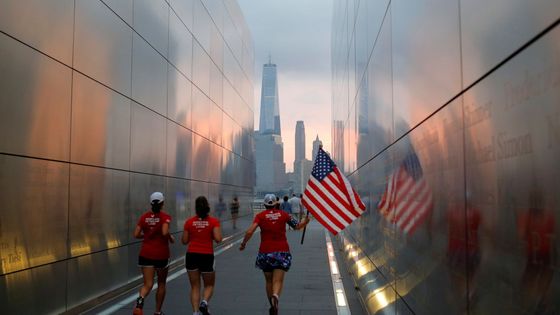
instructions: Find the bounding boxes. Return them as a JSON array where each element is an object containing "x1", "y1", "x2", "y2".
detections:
[
  {"x1": 288, "y1": 194, "x2": 302, "y2": 222},
  {"x1": 239, "y1": 194, "x2": 310, "y2": 315},
  {"x1": 182, "y1": 196, "x2": 223, "y2": 315},
  {"x1": 214, "y1": 196, "x2": 226, "y2": 219},
  {"x1": 279, "y1": 195, "x2": 292, "y2": 214},
  {"x1": 230, "y1": 196, "x2": 240, "y2": 229},
  {"x1": 133, "y1": 192, "x2": 175, "y2": 315}
]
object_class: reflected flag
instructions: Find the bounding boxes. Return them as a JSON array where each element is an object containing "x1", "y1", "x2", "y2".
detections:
[
  {"x1": 302, "y1": 147, "x2": 366, "y2": 235},
  {"x1": 377, "y1": 152, "x2": 433, "y2": 235}
]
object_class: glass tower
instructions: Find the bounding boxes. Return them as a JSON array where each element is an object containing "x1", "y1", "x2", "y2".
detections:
[
  {"x1": 295, "y1": 121, "x2": 306, "y2": 161},
  {"x1": 259, "y1": 59, "x2": 281, "y2": 135}
]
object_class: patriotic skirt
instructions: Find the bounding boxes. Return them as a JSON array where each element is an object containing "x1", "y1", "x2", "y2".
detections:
[{"x1": 255, "y1": 252, "x2": 292, "y2": 272}]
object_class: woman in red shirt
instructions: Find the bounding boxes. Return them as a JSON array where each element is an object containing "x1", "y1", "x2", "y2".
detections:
[
  {"x1": 239, "y1": 193, "x2": 310, "y2": 315},
  {"x1": 182, "y1": 196, "x2": 223, "y2": 315},
  {"x1": 133, "y1": 192, "x2": 175, "y2": 315}
]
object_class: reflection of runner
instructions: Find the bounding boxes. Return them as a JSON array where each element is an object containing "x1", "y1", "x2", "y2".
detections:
[
  {"x1": 230, "y1": 197, "x2": 240, "y2": 229},
  {"x1": 133, "y1": 192, "x2": 175, "y2": 315},
  {"x1": 239, "y1": 194, "x2": 310, "y2": 315},
  {"x1": 516, "y1": 190, "x2": 555, "y2": 313},
  {"x1": 446, "y1": 199, "x2": 481, "y2": 305},
  {"x1": 182, "y1": 196, "x2": 222, "y2": 315},
  {"x1": 214, "y1": 196, "x2": 226, "y2": 219}
]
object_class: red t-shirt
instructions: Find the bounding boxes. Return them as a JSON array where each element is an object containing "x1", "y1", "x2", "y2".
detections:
[
  {"x1": 137, "y1": 211, "x2": 172, "y2": 260},
  {"x1": 254, "y1": 209, "x2": 297, "y2": 253},
  {"x1": 184, "y1": 216, "x2": 221, "y2": 254}
]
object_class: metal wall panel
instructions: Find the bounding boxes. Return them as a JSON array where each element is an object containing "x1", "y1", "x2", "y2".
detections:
[
  {"x1": 0, "y1": 33, "x2": 72, "y2": 161},
  {"x1": 166, "y1": 177, "x2": 191, "y2": 232},
  {"x1": 130, "y1": 103, "x2": 167, "y2": 175},
  {"x1": 133, "y1": 0, "x2": 169, "y2": 57},
  {"x1": 66, "y1": 246, "x2": 130, "y2": 310},
  {"x1": 463, "y1": 27, "x2": 560, "y2": 314},
  {"x1": 193, "y1": 0, "x2": 212, "y2": 52},
  {"x1": 193, "y1": 41, "x2": 211, "y2": 95},
  {"x1": 131, "y1": 33, "x2": 168, "y2": 115},
  {"x1": 167, "y1": 66, "x2": 192, "y2": 129},
  {"x1": 191, "y1": 86, "x2": 211, "y2": 138},
  {"x1": 0, "y1": 0, "x2": 74, "y2": 65},
  {"x1": 0, "y1": 155, "x2": 69, "y2": 274},
  {"x1": 391, "y1": 0, "x2": 461, "y2": 137},
  {"x1": 101, "y1": 0, "x2": 133, "y2": 25},
  {"x1": 364, "y1": 11, "x2": 393, "y2": 160},
  {"x1": 71, "y1": 72, "x2": 131, "y2": 169},
  {"x1": 0, "y1": 260, "x2": 67, "y2": 314},
  {"x1": 169, "y1": 0, "x2": 194, "y2": 32},
  {"x1": 69, "y1": 165, "x2": 130, "y2": 256},
  {"x1": 461, "y1": 0, "x2": 560, "y2": 87},
  {"x1": 191, "y1": 133, "x2": 211, "y2": 182},
  {"x1": 74, "y1": 0, "x2": 133, "y2": 96},
  {"x1": 166, "y1": 120, "x2": 192, "y2": 179},
  {"x1": 169, "y1": 10, "x2": 194, "y2": 80},
  {"x1": 208, "y1": 100, "x2": 223, "y2": 145}
]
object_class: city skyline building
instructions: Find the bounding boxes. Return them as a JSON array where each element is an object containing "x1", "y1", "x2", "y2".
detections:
[
  {"x1": 258, "y1": 57, "x2": 281, "y2": 135},
  {"x1": 295, "y1": 120, "x2": 305, "y2": 161},
  {"x1": 312, "y1": 135, "x2": 323, "y2": 163}
]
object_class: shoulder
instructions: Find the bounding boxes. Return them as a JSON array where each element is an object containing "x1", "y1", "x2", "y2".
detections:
[
  {"x1": 185, "y1": 216, "x2": 197, "y2": 224},
  {"x1": 161, "y1": 211, "x2": 172, "y2": 219},
  {"x1": 209, "y1": 216, "x2": 220, "y2": 225}
]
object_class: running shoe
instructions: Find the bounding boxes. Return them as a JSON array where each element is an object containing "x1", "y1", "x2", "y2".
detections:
[
  {"x1": 133, "y1": 297, "x2": 144, "y2": 315},
  {"x1": 199, "y1": 300, "x2": 210, "y2": 315}
]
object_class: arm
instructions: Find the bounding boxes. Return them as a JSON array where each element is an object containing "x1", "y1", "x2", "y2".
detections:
[
  {"x1": 181, "y1": 228, "x2": 189, "y2": 245},
  {"x1": 133, "y1": 225, "x2": 143, "y2": 239},
  {"x1": 294, "y1": 216, "x2": 310, "y2": 230},
  {"x1": 239, "y1": 222, "x2": 259, "y2": 251},
  {"x1": 161, "y1": 222, "x2": 175, "y2": 243},
  {"x1": 213, "y1": 226, "x2": 223, "y2": 244}
]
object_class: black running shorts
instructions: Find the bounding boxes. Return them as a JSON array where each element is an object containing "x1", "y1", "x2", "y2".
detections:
[
  {"x1": 138, "y1": 256, "x2": 169, "y2": 269},
  {"x1": 185, "y1": 252, "x2": 215, "y2": 272}
]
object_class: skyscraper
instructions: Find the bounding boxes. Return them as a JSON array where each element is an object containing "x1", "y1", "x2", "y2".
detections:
[
  {"x1": 312, "y1": 135, "x2": 323, "y2": 163},
  {"x1": 258, "y1": 58, "x2": 281, "y2": 135},
  {"x1": 295, "y1": 121, "x2": 305, "y2": 161}
]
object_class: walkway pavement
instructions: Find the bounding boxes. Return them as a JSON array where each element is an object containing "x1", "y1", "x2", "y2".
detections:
[{"x1": 87, "y1": 221, "x2": 366, "y2": 315}]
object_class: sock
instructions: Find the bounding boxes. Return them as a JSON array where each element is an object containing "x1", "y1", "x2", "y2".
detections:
[{"x1": 201, "y1": 299, "x2": 208, "y2": 305}]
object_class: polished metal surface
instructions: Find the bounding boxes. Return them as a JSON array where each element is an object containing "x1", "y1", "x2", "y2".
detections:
[
  {"x1": 131, "y1": 33, "x2": 168, "y2": 115},
  {"x1": 166, "y1": 120, "x2": 192, "y2": 179},
  {"x1": 0, "y1": 260, "x2": 67, "y2": 314},
  {"x1": 0, "y1": 0, "x2": 254, "y2": 312},
  {"x1": 133, "y1": 0, "x2": 169, "y2": 57},
  {"x1": 0, "y1": 155, "x2": 69, "y2": 274},
  {"x1": 0, "y1": 33, "x2": 72, "y2": 161},
  {"x1": 74, "y1": 0, "x2": 133, "y2": 96},
  {"x1": 69, "y1": 165, "x2": 130, "y2": 256},
  {"x1": 0, "y1": 0, "x2": 74, "y2": 65},
  {"x1": 71, "y1": 72, "x2": 131, "y2": 169},
  {"x1": 130, "y1": 103, "x2": 167, "y2": 175},
  {"x1": 461, "y1": 0, "x2": 560, "y2": 87},
  {"x1": 332, "y1": 0, "x2": 560, "y2": 313}
]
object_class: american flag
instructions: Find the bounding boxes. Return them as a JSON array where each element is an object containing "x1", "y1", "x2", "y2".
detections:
[
  {"x1": 302, "y1": 147, "x2": 365, "y2": 235},
  {"x1": 377, "y1": 152, "x2": 433, "y2": 235}
]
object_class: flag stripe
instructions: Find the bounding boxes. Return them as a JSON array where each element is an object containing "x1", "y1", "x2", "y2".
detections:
[
  {"x1": 309, "y1": 177, "x2": 356, "y2": 222},
  {"x1": 334, "y1": 167, "x2": 365, "y2": 214},
  {"x1": 322, "y1": 176, "x2": 352, "y2": 210},
  {"x1": 398, "y1": 186, "x2": 432, "y2": 231},
  {"x1": 403, "y1": 200, "x2": 433, "y2": 235},
  {"x1": 306, "y1": 183, "x2": 351, "y2": 226},
  {"x1": 393, "y1": 177, "x2": 424, "y2": 223},
  {"x1": 302, "y1": 196, "x2": 342, "y2": 234},
  {"x1": 395, "y1": 179, "x2": 429, "y2": 225}
]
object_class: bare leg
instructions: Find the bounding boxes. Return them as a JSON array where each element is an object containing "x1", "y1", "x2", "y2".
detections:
[
  {"x1": 187, "y1": 270, "x2": 201, "y2": 312},
  {"x1": 263, "y1": 271, "x2": 273, "y2": 303},
  {"x1": 272, "y1": 269, "x2": 286, "y2": 296},
  {"x1": 201, "y1": 272, "x2": 216, "y2": 301},
  {"x1": 155, "y1": 267, "x2": 169, "y2": 312},
  {"x1": 139, "y1": 267, "x2": 155, "y2": 299}
]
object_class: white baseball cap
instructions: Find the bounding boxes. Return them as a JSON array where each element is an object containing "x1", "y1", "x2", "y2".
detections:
[
  {"x1": 263, "y1": 194, "x2": 277, "y2": 206},
  {"x1": 150, "y1": 192, "x2": 164, "y2": 204}
]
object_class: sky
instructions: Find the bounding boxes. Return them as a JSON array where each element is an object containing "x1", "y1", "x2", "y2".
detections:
[{"x1": 237, "y1": 0, "x2": 333, "y2": 172}]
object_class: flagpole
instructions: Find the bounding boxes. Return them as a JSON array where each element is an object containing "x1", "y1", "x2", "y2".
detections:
[{"x1": 300, "y1": 209, "x2": 309, "y2": 244}]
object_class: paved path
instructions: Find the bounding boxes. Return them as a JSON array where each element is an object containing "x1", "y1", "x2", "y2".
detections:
[{"x1": 87, "y1": 221, "x2": 366, "y2": 315}]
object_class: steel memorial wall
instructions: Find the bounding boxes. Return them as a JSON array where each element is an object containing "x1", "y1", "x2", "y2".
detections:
[
  {"x1": 0, "y1": 0, "x2": 254, "y2": 313},
  {"x1": 331, "y1": 0, "x2": 560, "y2": 314}
]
